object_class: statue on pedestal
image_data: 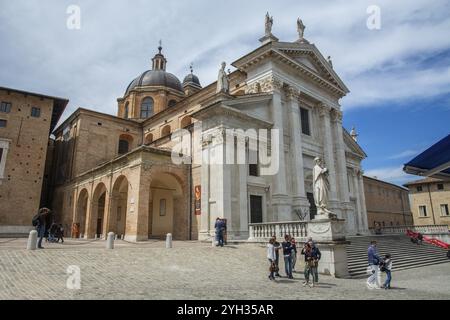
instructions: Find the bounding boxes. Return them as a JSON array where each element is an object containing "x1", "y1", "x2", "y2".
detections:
[
  {"x1": 216, "y1": 62, "x2": 229, "y2": 93},
  {"x1": 313, "y1": 157, "x2": 336, "y2": 219},
  {"x1": 297, "y1": 18, "x2": 305, "y2": 40},
  {"x1": 265, "y1": 12, "x2": 273, "y2": 36}
]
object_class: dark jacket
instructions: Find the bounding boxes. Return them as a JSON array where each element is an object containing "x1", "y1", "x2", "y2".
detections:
[{"x1": 282, "y1": 241, "x2": 292, "y2": 256}]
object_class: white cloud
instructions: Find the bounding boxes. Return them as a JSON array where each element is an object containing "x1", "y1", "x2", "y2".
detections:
[
  {"x1": 388, "y1": 149, "x2": 420, "y2": 160},
  {"x1": 364, "y1": 166, "x2": 417, "y2": 185}
]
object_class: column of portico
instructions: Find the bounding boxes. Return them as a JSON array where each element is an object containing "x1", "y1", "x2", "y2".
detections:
[
  {"x1": 318, "y1": 103, "x2": 339, "y2": 210},
  {"x1": 269, "y1": 76, "x2": 291, "y2": 221},
  {"x1": 357, "y1": 169, "x2": 369, "y2": 233},
  {"x1": 331, "y1": 109, "x2": 351, "y2": 220},
  {"x1": 351, "y1": 168, "x2": 362, "y2": 234},
  {"x1": 286, "y1": 86, "x2": 309, "y2": 214},
  {"x1": 199, "y1": 136, "x2": 211, "y2": 240}
]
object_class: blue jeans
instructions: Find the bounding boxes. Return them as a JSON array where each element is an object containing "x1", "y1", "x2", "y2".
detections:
[
  {"x1": 216, "y1": 230, "x2": 224, "y2": 246},
  {"x1": 37, "y1": 225, "x2": 45, "y2": 248},
  {"x1": 384, "y1": 270, "x2": 392, "y2": 288},
  {"x1": 284, "y1": 255, "x2": 293, "y2": 277}
]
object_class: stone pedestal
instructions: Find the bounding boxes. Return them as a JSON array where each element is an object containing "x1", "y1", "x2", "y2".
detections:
[{"x1": 307, "y1": 218, "x2": 349, "y2": 278}]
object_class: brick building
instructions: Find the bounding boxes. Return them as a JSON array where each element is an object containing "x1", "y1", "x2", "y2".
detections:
[{"x1": 0, "y1": 87, "x2": 67, "y2": 235}]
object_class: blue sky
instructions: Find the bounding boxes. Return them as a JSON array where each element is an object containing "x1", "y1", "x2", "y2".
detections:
[{"x1": 0, "y1": 0, "x2": 449, "y2": 186}]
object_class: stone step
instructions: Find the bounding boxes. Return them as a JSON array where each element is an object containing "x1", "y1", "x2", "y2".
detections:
[{"x1": 349, "y1": 260, "x2": 450, "y2": 277}]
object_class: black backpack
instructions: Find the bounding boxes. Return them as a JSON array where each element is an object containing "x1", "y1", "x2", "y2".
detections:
[{"x1": 32, "y1": 214, "x2": 40, "y2": 227}]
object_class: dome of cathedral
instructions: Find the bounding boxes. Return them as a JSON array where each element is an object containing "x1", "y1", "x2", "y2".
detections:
[
  {"x1": 183, "y1": 73, "x2": 201, "y2": 87},
  {"x1": 124, "y1": 44, "x2": 183, "y2": 95},
  {"x1": 125, "y1": 70, "x2": 183, "y2": 95}
]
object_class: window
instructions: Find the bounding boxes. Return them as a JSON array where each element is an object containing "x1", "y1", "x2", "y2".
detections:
[
  {"x1": 31, "y1": 107, "x2": 41, "y2": 118},
  {"x1": 168, "y1": 100, "x2": 177, "y2": 108},
  {"x1": 249, "y1": 164, "x2": 259, "y2": 177},
  {"x1": 437, "y1": 183, "x2": 444, "y2": 191},
  {"x1": 416, "y1": 186, "x2": 423, "y2": 192},
  {"x1": 0, "y1": 102, "x2": 11, "y2": 113},
  {"x1": 441, "y1": 204, "x2": 449, "y2": 217},
  {"x1": 140, "y1": 97, "x2": 154, "y2": 118},
  {"x1": 161, "y1": 125, "x2": 171, "y2": 137},
  {"x1": 118, "y1": 139, "x2": 129, "y2": 155},
  {"x1": 419, "y1": 205, "x2": 428, "y2": 217},
  {"x1": 0, "y1": 119, "x2": 6, "y2": 127},
  {"x1": 124, "y1": 102, "x2": 129, "y2": 119},
  {"x1": 0, "y1": 148, "x2": 3, "y2": 163},
  {"x1": 300, "y1": 107, "x2": 310, "y2": 135},
  {"x1": 159, "y1": 199, "x2": 166, "y2": 216},
  {"x1": 250, "y1": 195, "x2": 263, "y2": 223}
]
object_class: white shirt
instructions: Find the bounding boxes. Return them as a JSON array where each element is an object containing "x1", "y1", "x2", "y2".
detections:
[{"x1": 267, "y1": 244, "x2": 276, "y2": 261}]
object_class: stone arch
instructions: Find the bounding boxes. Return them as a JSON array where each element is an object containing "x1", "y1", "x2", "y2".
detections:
[
  {"x1": 109, "y1": 175, "x2": 129, "y2": 238},
  {"x1": 161, "y1": 125, "x2": 171, "y2": 137},
  {"x1": 148, "y1": 170, "x2": 188, "y2": 240},
  {"x1": 75, "y1": 188, "x2": 89, "y2": 237},
  {"x1": 88, "y1": 182, "x2": 108, "y2": 238},
  {"x1": 144, "y1": 133, "x2": 154, "y2": 145},
  {"x1": 180, "y1": 116, "x2": 192, "y2": 128}
]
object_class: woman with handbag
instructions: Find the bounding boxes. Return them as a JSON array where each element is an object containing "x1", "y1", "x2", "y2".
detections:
[{"x1": 267, "y1": 238, "x2": 277, "y2": 280}]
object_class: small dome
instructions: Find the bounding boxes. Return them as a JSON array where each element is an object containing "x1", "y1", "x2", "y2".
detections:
[
  {"x1": 125, "y1": 70, "x2": 183, "y2": 95},
  {"x1": 183, "y1": 73, "x2": 201, "y2": 87}
]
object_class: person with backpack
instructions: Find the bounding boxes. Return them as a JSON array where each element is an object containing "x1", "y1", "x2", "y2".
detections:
[
  {"x1": 309, "y1": 239, "x2": 321, "y2": 285},
  {"x1": 367, "y1": 240, "x2": 382, "y2": 289},
  {"x1": 381, "y1": 253, "x2": 393, "y2": 289}
]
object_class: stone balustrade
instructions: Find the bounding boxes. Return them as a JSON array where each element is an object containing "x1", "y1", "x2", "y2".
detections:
[
  {"x1": 248, "y1": 221, "x2": 308, "y2": 241},
  {"x1": 369, "y1": 225, "x2": 449, "y2": 235}
]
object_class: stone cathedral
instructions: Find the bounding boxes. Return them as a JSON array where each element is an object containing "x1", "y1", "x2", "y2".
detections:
[{"x1": 51, "y1": 16, "x2": 368, "y2": 242}]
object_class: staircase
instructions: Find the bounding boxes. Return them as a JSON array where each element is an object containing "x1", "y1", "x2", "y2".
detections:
[{"x1": 347, "y1": 235, "x2": 450, "y2": 278}]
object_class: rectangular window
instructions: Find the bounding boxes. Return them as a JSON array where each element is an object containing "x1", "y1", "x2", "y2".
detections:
[
  {"x1": 0, "y1": 119, "x2": 6, "y2": 128},
  {"x1": 440, "y1": 204, "x2": 449, "y2": 217},
  {"x1": 416, "y1": 186, "x2": 423, "y2": 192},
  {"x1": 0, "y1": 102, "x2": 12, "y2": 113},
  {"x1": 159, "y1": 199, "x2": 166, "y2": 216},
  {"x1": 249, "y1": 164, "x2": 259, "y2": 177},
  {"x1": 31, "y1": 107, "x2": 41, "y2": 118},
  {"x1": 437, "y1": 183, "x2": 444, "y2": 191},
  {"x1": 419, "y1": 205, "x2": 428, "y2": 217},
  {"x1": 300, "y1": 107, "x2": 310, "y2": 136}
]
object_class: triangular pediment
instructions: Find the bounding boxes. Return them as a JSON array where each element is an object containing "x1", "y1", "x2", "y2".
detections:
[
  {"x1": 343, "y1": 129, "x2": 366, "y2": 159},
  {"x1": 276, "y1": 44, "x2": 349, "y2": 94}
]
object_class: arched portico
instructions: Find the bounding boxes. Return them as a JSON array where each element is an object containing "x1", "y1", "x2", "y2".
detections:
[
  {"x1": 75, "y1": 188, "x2": 89, "y2": 237},
  {"x1": 86, "y1": 183, "x2": 108, "y2": 238},
  {"x1": 109, "y1": 175, "x2": 129, "y2": 238}
]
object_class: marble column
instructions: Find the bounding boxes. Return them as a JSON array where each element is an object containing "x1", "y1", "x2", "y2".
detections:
[
  {"x1": 199, "y1": 136, "x2": 211, "y2": 240},
  {"x1": 238, "y1": 163, "x2": 249, "y2": 237},
  {"x1": 318, "y1": 103, "x2": 338, "y2": 209},
  {"x1": 286, "y1": 86, "x2": 309, "y2": 213},
  {"x1": 269, "y1": 77, "x2": 291, "y2": 221},
  {"x1": 352, "y1": 168, "x2": 362, "y2": 234},
  {"x1": 357, "y1": 169, "x2": 369, "y2": 233}
]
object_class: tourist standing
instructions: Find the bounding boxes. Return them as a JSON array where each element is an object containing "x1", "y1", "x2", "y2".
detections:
[
  {"x1": 301, "y1": 242, "x2": 313, "y2": 286},
  {"x1": 291, "y1": 238, "x2": 298, "y2": 272},
  {"x1": 267, "y1": 238, "x2": 276, "y2": 280},
  {"x1": 214, "y1": 217, "x2": 225, "y2": 247},
  {"x1": 35, "y1": 208, "x2": 49, "y2": 249},
  {"x1": 56, "y1": 224, "x2": 65, "y2": 243},
  {"x1": 367, "y1": 240, "x2": 382, "y2": 289},
  {"x1": 381, "y1": 253, "x2": 393, "y2": 289},
  {"x1": 282, "y1": 235, "x2": 293, "y2": 279},
  {"x1": 272, "y1": 235, "x2": 282, "y2": 277},
  {"x1": 309, "y1": 239, "x2": 321, "y2": 286}
]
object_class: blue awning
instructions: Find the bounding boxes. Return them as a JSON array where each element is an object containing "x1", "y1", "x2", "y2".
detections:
[{"x1": 404, "y1": 134, "x2": 450, "y2": 178}]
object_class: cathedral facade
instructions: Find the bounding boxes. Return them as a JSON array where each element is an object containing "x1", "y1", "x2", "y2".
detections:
[{"x1": 51, "y1": 20, "x2": 368, "y2": 241}]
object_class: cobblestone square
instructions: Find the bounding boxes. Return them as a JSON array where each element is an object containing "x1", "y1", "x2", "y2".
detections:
[{"x1": 0, "y1": 238, "x2": 449, "y2": 300}]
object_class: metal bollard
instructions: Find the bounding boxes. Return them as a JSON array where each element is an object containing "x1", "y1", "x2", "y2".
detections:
[
  {"x1": 27, "y1": 230, "x2": 38, "y2": 250},
  {"x1": 166, "y1": 233, "x2": 172, "y2": 248},
  {"x1": 106, "y1": 232, "x2": 115, "y2": 249}
]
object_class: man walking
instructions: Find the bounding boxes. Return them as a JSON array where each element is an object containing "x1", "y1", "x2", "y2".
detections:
[
  {"x1": 282, "y1": 234, "x2": 294, "y2": 279},
  {"x1": 367, "y1": 240, "x2": 381, "y2": 289}
]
